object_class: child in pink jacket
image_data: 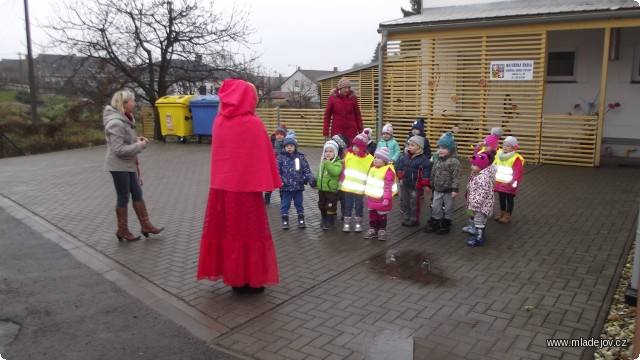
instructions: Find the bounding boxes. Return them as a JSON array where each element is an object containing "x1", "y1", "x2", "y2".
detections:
[{"x1": 363, "y1": 147, "x2": 397, "y2": 241}]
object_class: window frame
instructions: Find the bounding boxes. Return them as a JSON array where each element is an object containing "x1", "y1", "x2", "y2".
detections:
[
  {"x1": 546, "y1": 48, "x2": 577, "y2": 83},
  {"x1": 632, "y1": 45, "x2": 640, "y2": 83}
]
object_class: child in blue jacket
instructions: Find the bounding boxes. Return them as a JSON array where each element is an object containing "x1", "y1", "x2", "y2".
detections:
[
  {"x1": 277, "y1": 131, "x2": 317, "y2": 229},
  {"x1": 396, "y1": 135, "x2": 432, "y2": 227}
]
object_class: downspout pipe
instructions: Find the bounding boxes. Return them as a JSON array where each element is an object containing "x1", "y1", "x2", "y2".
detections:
[{"x1": 377, "y1": 30, "x2": 388, "y2": 143}]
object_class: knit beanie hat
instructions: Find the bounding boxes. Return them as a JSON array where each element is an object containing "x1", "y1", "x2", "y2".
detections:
[
  {"x1": 504, "y1": 136, "x2": 519, "y2": 150},
  {"x1": 352, "y1": 132, "x2": 369, "y2": 148},
  {"x1": 374, "y1": 147, "x2": 390, "y2": 164},
  {"x1": 337, "y1": 77, "x2": 351, "y2": 89},
  {"x1": 470, "y1": 153, "x2": 494, "y2": 170},
  {"x1": 331, "y1": 134, "x2": 348, "y2": 152},
  {"x1": 363, "y1": 128, "x2": 373, "y2": 141},
  {"x1": 484, "y1": 127, "x2": 504, "y2": 149},
  {"x1": 437, "y1": 132, "x2": 456, "y2": 152},
  {"x1": 408, "y1": 135, "x2": 425, "y2": 149},
  {"x1": 411, "y1": 118, "x2": 425, "y2": 133},
  {"x1": 323, "y1": 140, "x2": 339, "y2": 162},
  {"x1": 382, "y1": 123, "x2": 393, "y2": 135},
  {"x1": 283, "y1": 130, "x2": 297, "y2": 148},
  {"x1": 273, "y1": 123, "x2": 287, "y2": 136}
]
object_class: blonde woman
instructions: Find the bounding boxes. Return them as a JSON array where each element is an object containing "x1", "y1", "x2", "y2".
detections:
[{"x1": 103, "y1": 89, "x2": 164, "y2": 241}]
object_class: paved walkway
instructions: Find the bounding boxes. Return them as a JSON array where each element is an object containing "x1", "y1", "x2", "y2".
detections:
[{"x1": 0, "y1": 142, "x2": 639, "y2": 360}]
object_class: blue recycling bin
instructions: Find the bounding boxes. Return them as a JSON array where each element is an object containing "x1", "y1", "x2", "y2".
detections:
[{"x1": 189, "y1": 95, "x2": 220, "y2": 143}]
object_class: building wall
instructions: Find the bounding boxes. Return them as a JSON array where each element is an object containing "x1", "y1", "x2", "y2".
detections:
[
  {"x1": 280, "y1": 72, "x2": 321, "y2": 104},
  {"x1": 543, "y1": 28, "x2": 640, "y2": 156}
]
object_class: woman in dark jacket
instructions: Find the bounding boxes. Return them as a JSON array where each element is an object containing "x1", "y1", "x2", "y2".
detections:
[{"x1": 323, "y1": 77, "x2": 363, "y2": 145}]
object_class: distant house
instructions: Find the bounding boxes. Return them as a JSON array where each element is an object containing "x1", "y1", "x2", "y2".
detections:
[
  {"x1": 34, "y1": 54, "x2": 119, "y2": 90},
  {"x1": 0, "y1": 54, "x2": 117, "y2": 91},
  {"x1": 280, "y1": 68, "x2": 337, "y2": 107},
  {"x1": 150, "y1": 58, "x2": 232, "y2": 95}
]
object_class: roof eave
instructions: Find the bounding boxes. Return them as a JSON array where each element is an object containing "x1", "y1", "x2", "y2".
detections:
[{"x1": 378, "y1": 8, "x2": 640, "y2": 34}]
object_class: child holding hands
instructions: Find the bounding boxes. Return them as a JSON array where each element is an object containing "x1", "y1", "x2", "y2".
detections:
[{"x1": 363, "y1": 147, "x2": 398, "y2": 241}]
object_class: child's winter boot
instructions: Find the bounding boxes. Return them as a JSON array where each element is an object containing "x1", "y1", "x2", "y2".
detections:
[
  {"x1": 498, "y1": 213, "x2": 512, "y2": 224},
  {"x1": 436, "y1": 218, "x2": 451, "y2": 235},
  {"x1": 364, "y1": 228, "x2": 377, "y2": 239},
  {"x1": 462, "y1": 221, "x2": 476, "y2": 234},
  {"x1": 494, "y1": 211, "x2": 505, "y2": 221},
  {"x1": 297, "y1": 214, "x2": 306, "y2": 228},
  {"x1": 281, "y1": 214, "x2": 290, "y2": 229},
  {"x1": 466, "y1": 227, "x2": 485, "y2": 246},
  {"x1": 324, "y1": 213, "x2": 336, "y2": 230},
  {"x1": 319, "y1": 210, "x2": 327, "y2": 229},
  {"x1": 354, "y1": 217, "x2": 363, "y2": 232},
  {"x1": 377, "y1": 229, "x2": 387, "y2": 241},
  {"x1": 423, "y1": 217, "x2": 439, "y2": 233},
  {"x1": 343, "y1": 217, "x2": 352, "y2": 232}
]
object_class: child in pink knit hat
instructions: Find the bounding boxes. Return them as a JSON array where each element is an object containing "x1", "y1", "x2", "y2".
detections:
[
  {"x1": 463, "y1": 152, "x2": 497, "y2": 246},
  {"x1": 474, "y1": 127, "x2": 504, "y2": 157},
  {"x1": 363, "y1": 147, "x2": 398, "y2": 241}
]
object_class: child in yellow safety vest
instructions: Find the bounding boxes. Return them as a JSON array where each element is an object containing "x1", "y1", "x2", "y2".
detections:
[
  {"x1": 363, "y1": 147, "x2": 398, "y2": 241},
  {"x1": 493, "y1": 136, "x2": 525, "y2": 224},
  {"x1": 340, "y1": 132, "x2": 374, "y2": 233}
]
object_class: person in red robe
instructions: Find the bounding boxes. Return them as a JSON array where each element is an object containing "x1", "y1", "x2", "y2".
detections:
[{"x1": 197, "y1": 79, "x2": 282, "y2": 293}]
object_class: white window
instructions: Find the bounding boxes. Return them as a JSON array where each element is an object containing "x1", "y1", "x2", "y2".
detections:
[{"x1": 547, "y1": 49, "x2": 577, "y2": 82}]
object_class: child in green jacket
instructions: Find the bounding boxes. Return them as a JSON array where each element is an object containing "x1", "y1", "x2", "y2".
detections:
[{"x1": 316, "y1": 140, "x2": 344, "y2": 230}]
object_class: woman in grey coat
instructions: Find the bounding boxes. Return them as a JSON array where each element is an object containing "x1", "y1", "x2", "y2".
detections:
[{"x1": 104, "y1": 89, "x2": 164, "y2": 241}]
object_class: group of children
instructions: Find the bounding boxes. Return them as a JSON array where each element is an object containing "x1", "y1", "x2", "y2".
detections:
[{"x1": 268, "y1": 120, "x2": 525, "y2": 246}]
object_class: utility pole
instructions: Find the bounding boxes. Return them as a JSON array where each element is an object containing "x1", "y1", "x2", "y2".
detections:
[
  {"x1": 17, "y1": 52, "x2": 25, "y2": 92},
  {"x1": 23, "y1": 0, "x2": 39, "y2": 123}
]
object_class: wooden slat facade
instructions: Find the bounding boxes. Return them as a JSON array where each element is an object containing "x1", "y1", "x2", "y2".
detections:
[{"x1": 381, "y1": 31, "x2": 547, "y2": 162}]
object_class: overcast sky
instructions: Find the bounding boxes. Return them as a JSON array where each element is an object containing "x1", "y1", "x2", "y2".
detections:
[{"x1": 0, "y1": 0, "x2": 488, "y2": 76}]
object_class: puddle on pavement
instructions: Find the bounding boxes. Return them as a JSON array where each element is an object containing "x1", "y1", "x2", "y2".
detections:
[{"x1": 367, "y1": 249, "x2": 450, "y2": 286}]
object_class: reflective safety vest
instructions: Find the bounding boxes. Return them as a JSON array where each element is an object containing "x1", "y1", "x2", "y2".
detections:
[
  {"x1": 364, "y1": 165, "x2": 398, "y2": 198},
  {"x1": 341, "y1": 152, "x2": 373, "y2": 194},
  {"x1": 494, "y1": 151, "x2": 525, "y2": 183}
]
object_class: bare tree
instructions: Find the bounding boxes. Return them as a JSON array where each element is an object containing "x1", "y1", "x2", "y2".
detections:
[{"x1": 45, "y1": 0, "x2": 257, "y2": 139}]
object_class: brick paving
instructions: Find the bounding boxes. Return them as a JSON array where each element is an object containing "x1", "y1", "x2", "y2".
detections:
[{"x1": 1, "y1": 142, "x2": 639, "y2": 359}]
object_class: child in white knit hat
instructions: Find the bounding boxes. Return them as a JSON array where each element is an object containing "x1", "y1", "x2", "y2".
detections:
[
  {"x1": 376, "y1": 123, "x2": 401, "y2": 164},
  {"x1": 315, "y1": 140, "x2": 343, "y2": 230},
  {"x1": 363, "y1": 147, "x2": 398, "y2": 241},
  {"x1": 493, "y1": 136, "x2": 525, "y2": 224}
]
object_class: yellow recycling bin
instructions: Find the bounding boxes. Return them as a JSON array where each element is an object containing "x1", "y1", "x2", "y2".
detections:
[{"x1": 155, "y1": 95, "x2": 196, "y2": 143}]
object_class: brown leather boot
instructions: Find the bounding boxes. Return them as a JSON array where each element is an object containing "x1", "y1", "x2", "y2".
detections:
[
  {"x1": 132, "y1": 201, "x2": 165, "y2": 238},
  {"x1": 116, "y1": 208, "x2": 140, "y2": 242},
  {"x1": 494, "y1": 211, "x2": 505, "y2": 221},
  {"x1": 498, "y1": 213, "x2": 512, "y2": 224}
]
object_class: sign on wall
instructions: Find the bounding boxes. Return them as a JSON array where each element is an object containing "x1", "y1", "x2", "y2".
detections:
[{"x1": 490, "y1": 60, "x2": 534, "y2": 81}]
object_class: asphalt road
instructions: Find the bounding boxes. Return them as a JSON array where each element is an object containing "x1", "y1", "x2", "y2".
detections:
[{"x1": 0, "y1": 207, "x2": 238, "y2": 360}]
